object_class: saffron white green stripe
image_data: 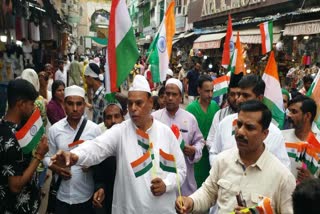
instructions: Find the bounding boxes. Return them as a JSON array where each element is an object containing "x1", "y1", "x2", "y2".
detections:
[
  {"x1": 260, "y1": 21, "x2": 273, "y2": 54},
  {"x1": 262, "y1": 51, "x2": 285, "y2": 129},
  {"x1": 148, "y1": 1, "x2": 175, "y2": 83},
  {"x1": 15, "y1": 109, "x2": 44, "y2": 154},
  {"x1": 213, "y1": 75, "x2": 230, "y2": 98},
  {"x1": 130, "y1": 151, "x2": 153, "y2": 177},
  {"x1": 159, "y1": 149, "x2": 177, "y2": 173}
]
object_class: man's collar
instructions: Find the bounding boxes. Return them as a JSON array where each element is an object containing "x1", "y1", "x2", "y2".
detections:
[
  {"x1": 165, "y1": 107, "x2": 181, "y2": 118},
  {"x1": 64, "y1": 116, "x2": 85, "y2": 130},
  {"x1": 235, "y1": 145, "x2": 268, "y2": 171}
]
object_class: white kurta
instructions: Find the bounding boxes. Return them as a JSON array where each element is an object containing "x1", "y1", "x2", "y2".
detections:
[
  {"x1": 209, "y1": 113, "x2": 291, "y2": 169},
  {"x1": 282, "y1": 128, "x2": 320, "y2": 178},
  {"x1": 72, "y1": 119, "x2": 187, "y2": 214}
]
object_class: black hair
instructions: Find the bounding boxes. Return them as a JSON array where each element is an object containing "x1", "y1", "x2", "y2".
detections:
[
  {"x1": 88, "y1": 63, "x2": 101, "y2": 81},
  {"x1": 303, "y1": 75, "x2": 313, "y2": 84},
  {"x1": 238, "y1": 74, "x2": 265, "y2": 97},
  {"x1": 238, "y1": 100, "x2": 272, "y2": 130},
  {"x1": 198, "y1": 74, "x2": 212, "y2": 88},
  {"x1": 103, "y1": 103, "x2": 124, "y2": 120},
  {"x1": 51, "y1": 80, "x2": 65, "y2": 100},
  {"x1": 158, "y1": 86, "x2": 166, "y2": 96},
  {"x1": 292, "y1": 179, "x2": 320, "y2": 214},
  {"x1": 288, "y1": 95, "x2": 317, "y2": 124},
  {"x1": 229, "y1": 73, "x2": 243, "y2": 89},
  {"x1": 7, "y1": 79, "x2": 38, "y2": 108}
]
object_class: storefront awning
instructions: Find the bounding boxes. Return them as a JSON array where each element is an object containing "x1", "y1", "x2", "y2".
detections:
[
  {"x1": 283, "y1": 19, "x2": 320, "y2": 36},
  {"x1": 234, "y1": 27, "x2": 282, "y2": 44},
  {"x1": 184, "y1": 32, "x2": 195, "y2": 38},
  {"x1": 172, "y1": 39, "x2": 180, "y2": 45},
  {"x1": 193, "y1": 33, "x2": 225, "y2": 49}
]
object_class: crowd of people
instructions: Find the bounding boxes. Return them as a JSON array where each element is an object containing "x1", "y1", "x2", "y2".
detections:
[{"x1": 0, "y1": 54, "x2": 320, "y2": 214}]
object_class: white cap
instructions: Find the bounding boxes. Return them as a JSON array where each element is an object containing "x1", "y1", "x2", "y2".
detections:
[
  {"x1": 84, "y1": 63, "x2": 100, "y2": 78},
  {"x1": 166, "y1": 78, "x2": 183, "y2": 93},
  {"x1": 166, "y1": 68, "x2": 173, "y2": 77},
  {"x1": 177, "y1": 63, "x2": 182, "y2": 68},
  {"x1": 129, "y1": 74, "x2": 151, "y2": 94},
  {"x1": 65, "y1": 85, "x2": 85, "y2": 98}
]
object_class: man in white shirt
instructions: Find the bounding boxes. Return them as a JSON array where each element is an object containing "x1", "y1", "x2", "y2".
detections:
[
  {"x1": 209, "y1": 74, "x2": 291, "y2": 168},
  {"x1": 152, "y1": 78, "x2": 204, "y2": 196},
  {"x1": 55, "y1": 60, "x2": 67, "y2": 85},
  {"x1": 44, "y1": 85, "x2": 101, "y2": 213},
  {"x1": 282, "y1": 95, "x2": 319, "y2": 181},
  {"x1": 176, "y1": 100, "x2": 296, "y2": 214},
  {"x1": 50, "y1": 75, "x2": 187, "y2": 214},
  {"x1": 207, "y1": 73, "x2": 242, "y2": 156}
]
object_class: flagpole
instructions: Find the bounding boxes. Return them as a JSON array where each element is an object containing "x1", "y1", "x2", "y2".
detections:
[{"x1": 174, "y1": 159, "x2": 183, "y2": 207}]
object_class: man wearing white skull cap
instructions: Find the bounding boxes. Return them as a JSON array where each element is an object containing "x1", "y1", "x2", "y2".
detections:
[
  {"x1": 51, "y1": 75, "x2": 186, "y2": 213},
  {"x1": 44, "y1": 85, "x2": 101, "y2": 213},
  {"x1": 153, "y1": 78, "x2": 205, "y2": 196}
]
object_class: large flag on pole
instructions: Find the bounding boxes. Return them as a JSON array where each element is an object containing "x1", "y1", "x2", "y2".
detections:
[
  {"x1": 259, "y1": 21, "x2": 273, "y2": 55},
  {"x1": 106, "y1": 0, "x2": 139, "y2": 93},
  {"x1": 228, "y1": 32, "x2": 245, "y2": 74},
  {"x1": 148, "y1": 1, "x2": 175, "y2": 83},
  {"x1": 222, "y1": 14, "x2": 234, "y2": 68},
  {"x1": 306, "y1": 70, "x2": 320, "y2": 130},
  {"x1": 262, "y1": 51, "x2": 285, "y2": 129},
  {"x1": 15, "y1": 108, "x2": 45, "y2": 154}
]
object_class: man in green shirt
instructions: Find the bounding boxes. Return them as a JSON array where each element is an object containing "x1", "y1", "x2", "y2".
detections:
[{"x1": 186, "y1": 75, "x2": 219, "y2": 187}]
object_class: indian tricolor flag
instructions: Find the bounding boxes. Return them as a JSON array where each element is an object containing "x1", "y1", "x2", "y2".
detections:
[
  {"x1": 136, "y1": 129, "x2": 150, "y2": 151},
  {"x1": 222, "y1": 14, "x2": 234, "y2": 68},
  {"x1": 213, "y1": 75, "x2": 230, "y2": 98},
  {"x1": 262, "y1": 51, "x2": 285, "y2": 129},
  {"x1": 106, "y1": 0, "x2": 139, "y2": 93},
  {"x1": 15, "y1": 108, "x2": 45, "y2": 154},
  {"x1": 148, "y1": 1, "x2": 175, "y2": 83},
  {"x1": 304, "y1": 144, "x2": 320, "y2": 174},
  {"x1": 259, "y1": 21, "x2": 273, "y2": 55},
  {"x1": 170, "y1": 124, "x2": 185, "y2": 150},
  {"x1": 285, "y1": 142, "x2": 307, "y2": 161},
  {"x1": 306, "y1": 70, "x2": 320, "y2": 130},
  {"x1": 159, "y1": 149, "x2": 177, "y2": 173},
  {"x1": 130, "y1": 151, "x2": 153, "y2": 178}
]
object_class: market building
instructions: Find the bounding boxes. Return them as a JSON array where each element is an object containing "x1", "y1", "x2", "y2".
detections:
[{"x1": 179, "y1": 0, "x2": 320, "y2": 75}]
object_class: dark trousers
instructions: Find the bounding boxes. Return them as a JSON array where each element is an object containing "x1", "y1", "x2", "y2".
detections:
[{"x1": 55, "y1": 198, "x2": 94, "y2": 214}]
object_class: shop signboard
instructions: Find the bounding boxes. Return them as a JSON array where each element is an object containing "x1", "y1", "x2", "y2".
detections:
[
  {"x1": 199, "y1": 0, "x2": 291, "y2": 18},
  {"x1": 284, "y1": 20, "x2": 320, "y2": 36},
  {"x1": 193, "y1": 40, "x2": 221, "y2": 49}
]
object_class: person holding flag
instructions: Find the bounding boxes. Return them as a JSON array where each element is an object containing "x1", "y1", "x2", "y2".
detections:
[
  {"x1": 176, "y1": 100, "x2": 295, "y2": 214},
  {"x1": 50, "y1": 75, "x2": 186, "y2": 214},
  {"x1": 282, "y1": 95, "x2": 320, "y2": 181},
  {"x1": 0, "y1": 79, "x2": 48, "y2": 214},
  {"x1": 152, "y1": 78, "x2": 204, "y2": 196}
]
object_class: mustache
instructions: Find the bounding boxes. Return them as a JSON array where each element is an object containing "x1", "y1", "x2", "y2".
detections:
[{"x1": 235, "y1": 135, "x2": 248, "y2": 144}]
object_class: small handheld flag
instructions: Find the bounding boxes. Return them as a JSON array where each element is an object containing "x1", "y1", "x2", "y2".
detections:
[
  {"x1": 130, "y1": 151, "x2": 153, "y2": 178},
  {"x1": 171, "y1": 124, "x2": 185, "y2": 150},
  {"x1": 15, "y1": 108, "x2": 45, "y2": 154}
]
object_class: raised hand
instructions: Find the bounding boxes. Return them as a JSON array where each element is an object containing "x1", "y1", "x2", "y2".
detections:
[{"x1": 50, "y1": 150, "x2": 79, "y2": 168}]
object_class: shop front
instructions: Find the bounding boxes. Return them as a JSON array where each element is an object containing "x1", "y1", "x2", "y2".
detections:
[{"x1": 283, "y1": 19, "x2": 320, "y2": 66}]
